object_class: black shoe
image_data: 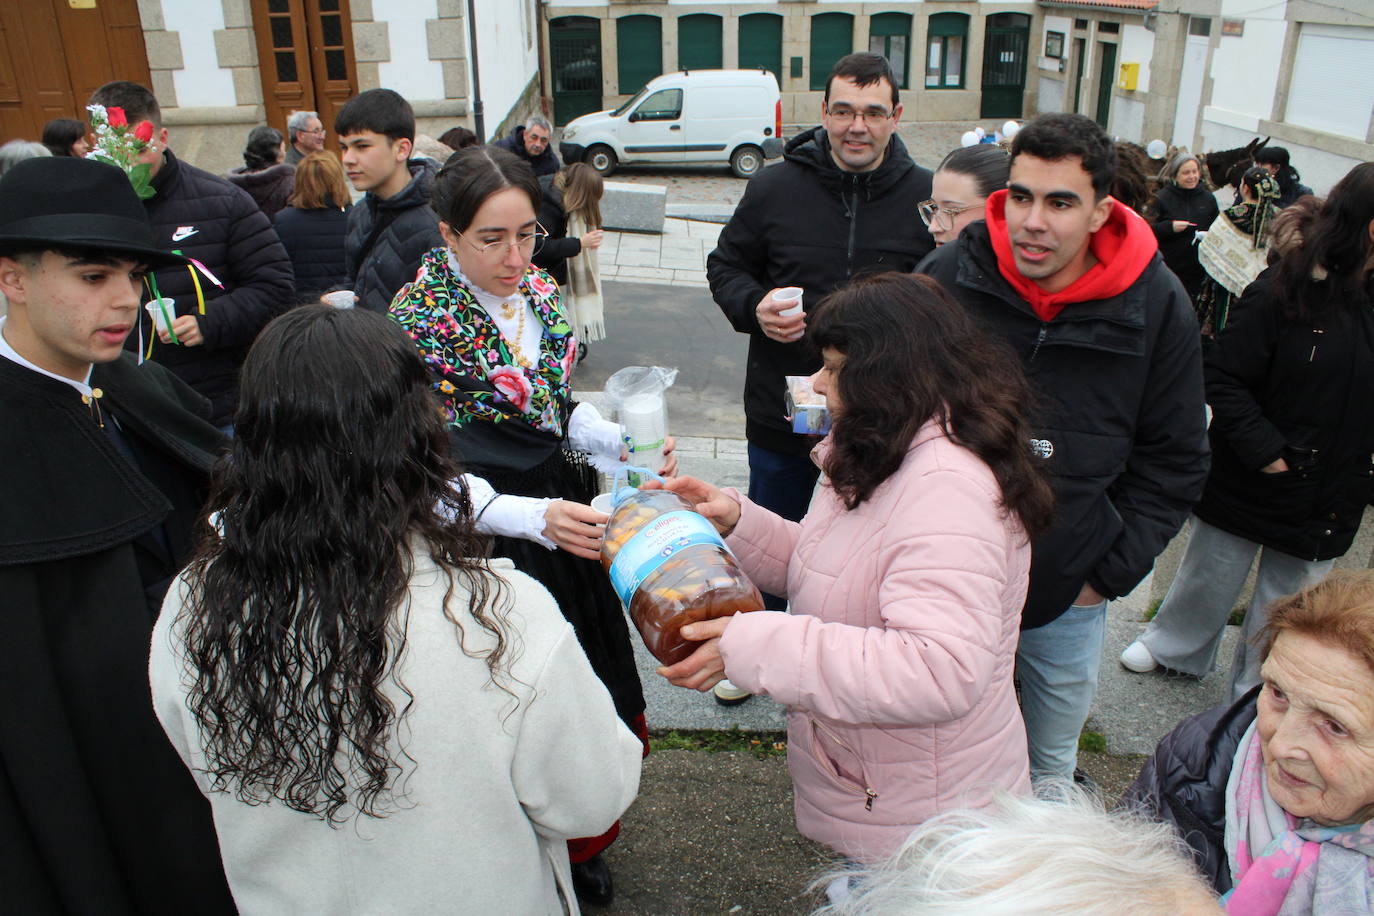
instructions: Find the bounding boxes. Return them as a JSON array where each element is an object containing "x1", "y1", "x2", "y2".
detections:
[
  {"x1": 578, "y1": 340, "x2": 590, "y2": 364},
  {"x1": 1072, "y1": 767, "x2": 1099, "y2": 793},
  {"x1": 571, "y1": 853, "x2": 614, "y2": 906}
]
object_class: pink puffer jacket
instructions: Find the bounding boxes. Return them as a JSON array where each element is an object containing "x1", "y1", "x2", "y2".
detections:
[{"x1": 718, "y1": 420, "x2": 1032, "y2": 863}]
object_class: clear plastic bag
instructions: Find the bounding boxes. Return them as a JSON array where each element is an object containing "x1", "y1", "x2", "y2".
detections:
[
  {"x1": 603, "y1": 366, "x2": 678, "y2": 459},
  {"x1": 600, "y1": 470, "x2": 763, "y2": 666}
]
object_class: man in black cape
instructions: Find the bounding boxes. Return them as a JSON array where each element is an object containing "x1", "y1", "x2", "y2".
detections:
[{"x1": 0, "y1": 156, "x2": 235, "y2": 913}]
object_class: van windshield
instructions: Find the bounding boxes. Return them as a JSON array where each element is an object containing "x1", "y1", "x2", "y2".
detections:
[{"x1": 611, "y1": 86, "x2": 650, "y2": 118}]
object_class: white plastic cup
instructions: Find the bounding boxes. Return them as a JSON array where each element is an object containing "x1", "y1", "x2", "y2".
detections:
[
  {"x1": 322, "y1": 290, "x2": 356, "y2": 309},
  {"x1": 773, "y1": 286, "x2": 804, "y2": 317},
  {"x1": 590, "y1": 493, "x2": 615, "y2": 516},
  {"x1": 621, "y1": 392, "x2": 667, "y2": 454},
  {"x1": 144, "y1": 297, "x2": 176, "y2": 333}
]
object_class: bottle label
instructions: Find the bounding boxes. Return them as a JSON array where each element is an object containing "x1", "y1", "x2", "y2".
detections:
[{"x1": 608, "y1": 509, "x2": 725, "y2": 607}]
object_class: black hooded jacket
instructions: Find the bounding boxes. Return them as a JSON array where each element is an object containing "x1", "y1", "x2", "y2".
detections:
[
  {"x1": 707, "y1": 127, "x2": 934, "y2": 455},
  {"x1": 345, "y1": 158, "x2": 442, "y2": 313},
  {"x1": 134, "y1": 150, "x2": 295, "y2": 428},
  {"x1": 493, "y1": 126, "x2": 561, "y2": 177},
  {"x1": 1123, "y1": 690, "x2": 1259, "y2": 894}
]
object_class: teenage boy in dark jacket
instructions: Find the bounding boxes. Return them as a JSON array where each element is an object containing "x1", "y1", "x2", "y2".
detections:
[
  {"x1": 707, "y1": 52, "x2": 933, "y2": 594},
  {"x1": 90, "y1": 81, "x2": 294, "y2": 431},
  {"x1": 337, "y1": 89, "x2": 442, "y2": 313},
  {"x1": 920, "y1": 113, "x2": 1210, "y2": 783},
  {"x1": 0, "y1": 155, "x2": 233, "y2": 915}
]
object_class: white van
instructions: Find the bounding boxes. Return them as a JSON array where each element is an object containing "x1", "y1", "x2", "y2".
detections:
[{"x1": 558, "y1": 69, "x2": 785, "y2": 179}]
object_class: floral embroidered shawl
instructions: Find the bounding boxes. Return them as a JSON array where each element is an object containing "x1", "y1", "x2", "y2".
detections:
[{"x1": 389, "y1": 247, "x2": 578, "y2": 437}]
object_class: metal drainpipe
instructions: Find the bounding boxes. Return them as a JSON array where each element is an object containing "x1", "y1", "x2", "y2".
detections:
[{"x1": 466, "y1": 0, "x2": 486, "y2": 143}]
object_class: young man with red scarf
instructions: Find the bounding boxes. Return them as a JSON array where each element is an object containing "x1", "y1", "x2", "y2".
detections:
[{"x1": 920, "y1": 113, "x2": 1210, "y2": 784}]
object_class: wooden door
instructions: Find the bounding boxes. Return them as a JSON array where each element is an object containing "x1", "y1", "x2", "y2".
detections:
[
  {"x1": 0, "y1": 0, "x2": 151, "y2": 143},
  {"x1": 251, "y1": 0, "x2": 357, "y2": 140}
]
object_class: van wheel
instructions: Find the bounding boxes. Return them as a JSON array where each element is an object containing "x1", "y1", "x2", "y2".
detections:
[
  {"x1": 730, "y1": 145, "x2": 764, "y2": 179},
  {"x1": 587, "y1": 145, "x2": 617, "y2": 177}
]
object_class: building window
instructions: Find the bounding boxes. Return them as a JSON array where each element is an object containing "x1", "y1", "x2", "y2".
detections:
[
  {"x1": 926, "y1": 13, "x2": 968, "y2": 89},
  {"x1": 1188, "y1": 17, "x2": 1212, "y2": 37},
  {"x1": 739, "y1": 13, "x2": 783, "y2": 85},
  {"x1": 809, "y1": 12, "x2": 854, "y2": 91},
  {"x1": 869, "y1": 12, "x2": 912, "y2": 89},
  {"x1": 1098, "y1": 22, "x2": 1120, "y2": 34},
  {"x1": 678, "y1": 13, "x2": 722, "y2": 71},
  {"x1": 1285, "y1": 23, "x2": 1374, "y2": 140},
  {"x1": 617, "y1": 15, "x2": 662, "y2": 96}
]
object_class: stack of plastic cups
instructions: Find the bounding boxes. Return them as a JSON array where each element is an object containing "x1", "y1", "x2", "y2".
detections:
[{"x1": 620, "y1": 393, "x2": 667, "y2": 485}]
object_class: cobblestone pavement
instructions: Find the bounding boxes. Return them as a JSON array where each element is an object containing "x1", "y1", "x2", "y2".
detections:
[{"x1": 596, "y1": 121, "x2": 983, "y2": 287}]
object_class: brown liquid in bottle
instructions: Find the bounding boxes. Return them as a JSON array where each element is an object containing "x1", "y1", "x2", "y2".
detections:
[{"x1": 601, "y1": 489, "x2": 764, "y2": 666}]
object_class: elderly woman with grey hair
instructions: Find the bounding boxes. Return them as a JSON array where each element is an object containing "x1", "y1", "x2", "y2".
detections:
[
  {"x1": 813, "y1": 786, "x2": 1219, "y2": 914},
  {"x1": 0, "y1": 140, "x2": 51, "y2": 178},
  {"x1": 1149, "y1": 152, "x2": 1220, "y2": 304}
]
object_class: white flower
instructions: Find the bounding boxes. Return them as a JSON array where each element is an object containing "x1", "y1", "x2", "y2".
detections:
[{"x1": 86, "y1": 103, "x2": 107, "y2": 122}]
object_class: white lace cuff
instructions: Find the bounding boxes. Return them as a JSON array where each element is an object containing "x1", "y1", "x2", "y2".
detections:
[
  {"x1": 567, "y1": 402, "x2": 626, "y2": 475},
  {"x1": 458, "y1": 474, "x2": 557, "y2": 549}
]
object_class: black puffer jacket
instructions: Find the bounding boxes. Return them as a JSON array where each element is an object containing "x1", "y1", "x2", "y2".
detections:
[
  {"x1": 1151, "y1": 183, "x2": 1219, "y2": 299},
  {"x1": 345, "y1": 158, "x2": 441, "y2": 313},
  {"x1": 494, "y1": 126, "x2": 560, "y2": 177},
  {"x1": 919, "y1": 221, "x2": 1210, "y2": 628},
  {"x1": 133, "y1": 150, "x2": 294, "y2": 427},
  {"x1": 274, "y1": 204, "x2": 351, "y2": 301},
  {"x1": 531, "y1": 173, "x2": 580, "y2": 287},
  {"x1": 707, "y1": 127, "x2": 934, "y2": 455},
  {"x1": 1195, "y1": 271, "x2": 1374, "y2": 560},
  {"x1": 1123, "y1": 690, "x2": 1258, "y2": 894}
]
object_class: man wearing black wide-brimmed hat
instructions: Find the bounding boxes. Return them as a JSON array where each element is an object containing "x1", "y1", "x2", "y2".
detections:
[{"x1": 0, "y1": 156, "x2": 234, "y2": 914}]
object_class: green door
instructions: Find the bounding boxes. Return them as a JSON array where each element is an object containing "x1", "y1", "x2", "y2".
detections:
[
  {"x1": 809, "y1": 13, "x2": 853, "y2": 91},
  {"x1": 980, "y1": 13, "x2": 1030, "y2": 119},
  {"x1": 738, "y1": 13, "x2": 782, "y2": 85},
  {"x1": 1095, "y1": 41, "x2": 1117, "y2": 129},
  {"x1": 1072, "y1": 36, "x2": 1086, "y2": 114},
  {"x1": 678, "y1": 14, "x2": 722, "y2": 71},
  {"x1": 617, "y1": 15, "x2": 663, "y2": 96},
  {"x1": 551, "y1": 16, "x2": 603, "y2": 126}
]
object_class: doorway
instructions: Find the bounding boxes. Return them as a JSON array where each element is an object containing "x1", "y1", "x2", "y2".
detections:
[
  {"x1": 250, "y1": 0, "x2": 358, "y2": 142},
  {"x1": 1095, "y1": 41, "x2": 1117, "y2": 129},
  {"x1": 1071, "y1": 37, "x2": 1087, "y2": 115},
  {"x1": 550, "y1": 16, "x2": 603, "y2": 126},
  {"x1": 1172, "y1": 21, "x2": 1211, "y2": 148},
  {"x1": 980, "y1": 13, "x2": 1030, "y2": 119},
  {"x1": 0, "y1": 0, "x2": 150, "y2": 143}
]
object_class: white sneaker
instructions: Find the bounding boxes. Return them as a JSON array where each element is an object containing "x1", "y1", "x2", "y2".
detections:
[
  {"x1": 1120, "y1": 640, "x2": 1158, "y2": 673},
  {"x1": 712, "y1": 678, "x2": 752, "y2": 706}
]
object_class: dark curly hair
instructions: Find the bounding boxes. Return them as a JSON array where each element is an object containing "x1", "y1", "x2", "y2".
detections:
[
  {"x1": 809, "y1": 272, "x2": 1054, "y2": 537},
  {"x1": 179, "y1": 306, "x2": 512, "y2": 824},
  {"x1": 243, "y1": 125, "x2": 284, "y2": 171},
  {"x1": 1011, "y1": 113, "x2": 1118, "y2": 201}
]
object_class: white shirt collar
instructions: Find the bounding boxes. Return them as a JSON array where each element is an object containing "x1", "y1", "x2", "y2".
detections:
[{"x1": 0, "y1": 316, "x2": 95, "y2": 397}]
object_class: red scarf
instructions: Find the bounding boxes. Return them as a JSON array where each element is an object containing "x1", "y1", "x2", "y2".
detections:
[{"x1": 984, "y1": 189, "x2": 1158, "y2": 322}]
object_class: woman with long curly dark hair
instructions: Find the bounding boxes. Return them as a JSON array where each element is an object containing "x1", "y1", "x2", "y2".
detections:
[
  {"x1": 149, "y1": 306, "x2": 642, "y2": 913},
  {"x1": 654, "y1": 272, "x2": 1053, "y2": 887}
]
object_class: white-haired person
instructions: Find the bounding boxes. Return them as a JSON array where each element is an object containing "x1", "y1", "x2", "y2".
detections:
[
  {"x1": 813, "y1": 786, "x2": 1220, "y2": 915},
  {"x1": 493, "y1": 114, "x2": 560, "y2": 177}
]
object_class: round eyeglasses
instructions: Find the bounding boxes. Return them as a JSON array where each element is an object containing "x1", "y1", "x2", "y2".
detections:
[
  {"x1": 918, "y1": 199, "x2": 977, "y2": 229},
  {"x1": 457, "y1": 223, "x2": 549, "y2": 256}
]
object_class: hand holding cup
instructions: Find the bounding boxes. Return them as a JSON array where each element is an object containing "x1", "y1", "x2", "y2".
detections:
[{"x1": 755, "y1": 286, "x2": 806, "y2": 343}]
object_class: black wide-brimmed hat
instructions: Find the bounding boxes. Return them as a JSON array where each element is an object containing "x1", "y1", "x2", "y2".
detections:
[{"x1": 0, "y1": 156, "x2": 188, "y2": 267}]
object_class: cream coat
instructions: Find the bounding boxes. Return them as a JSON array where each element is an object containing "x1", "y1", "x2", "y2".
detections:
[
  {"x1": 151, "y1": 555, "x2": 642, "y2": 915},
  {"x1": 719, "y1": 421, "x2": 1032, "y2": 862}
]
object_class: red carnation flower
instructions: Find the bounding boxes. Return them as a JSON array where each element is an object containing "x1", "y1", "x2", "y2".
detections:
[
  {"x1": 107, "y1": 106, "x2": 127, "y2": 128},
  {"x1": 133, "y1": 120, "x2": 154, "y2": 143}
]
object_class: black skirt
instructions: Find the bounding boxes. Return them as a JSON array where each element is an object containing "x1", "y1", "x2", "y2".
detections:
[{"x1": 481, "y1": 448, "x2": 646, "y2": 727}]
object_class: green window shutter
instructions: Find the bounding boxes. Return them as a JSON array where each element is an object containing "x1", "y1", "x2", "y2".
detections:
[
  {"x1": 868, "y1": 12, "x2": 912, "y2": 89},
  {"x1": 929, "y1": 12, "x2": 968, "y2": 38},
  {"x1": 678, "y1": 14, "x2": 722, "y2": 71},
  {"x1": 738, "y1": 12, "x2": 783, "y2": 84},
  {"x1": 617, "y1": 15, "x2": 663, "y2": 95},
  {"x1": 809, "y1": 13, "x2": 853, "y2": 91}
]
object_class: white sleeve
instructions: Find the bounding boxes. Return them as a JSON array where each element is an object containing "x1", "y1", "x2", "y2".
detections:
[
  {"x1": 512, "y1": 625, "x2": 643, "y2": 840},
  {"x1": 566, "y1": 402, "x2": 626, "y2": 474},
  {"x1": 448, "y1": 474, "x2": 558, "y2": 550}
]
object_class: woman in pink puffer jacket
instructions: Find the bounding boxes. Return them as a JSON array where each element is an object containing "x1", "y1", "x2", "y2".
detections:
[{"x1": 659, "y1": 273, "x2": 1054, "y2": 865}]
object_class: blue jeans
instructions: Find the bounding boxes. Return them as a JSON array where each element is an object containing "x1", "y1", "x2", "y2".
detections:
[
  {"x1": 746, "y1": 443, "x2": 821, "y2": 610},
  {"x1": 1016, "y1": 599, "x2": 1108, "y2": 783}
]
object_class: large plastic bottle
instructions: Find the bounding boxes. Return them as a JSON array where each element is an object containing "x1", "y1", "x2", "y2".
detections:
[{"x1": 601, "y1": 482, "x2": 764, "y2": 666}]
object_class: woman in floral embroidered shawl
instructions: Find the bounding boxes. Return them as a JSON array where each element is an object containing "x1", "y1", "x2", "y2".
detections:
[{"x1": 388, "y1": 145, "x2": 674, "y2": 906}]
